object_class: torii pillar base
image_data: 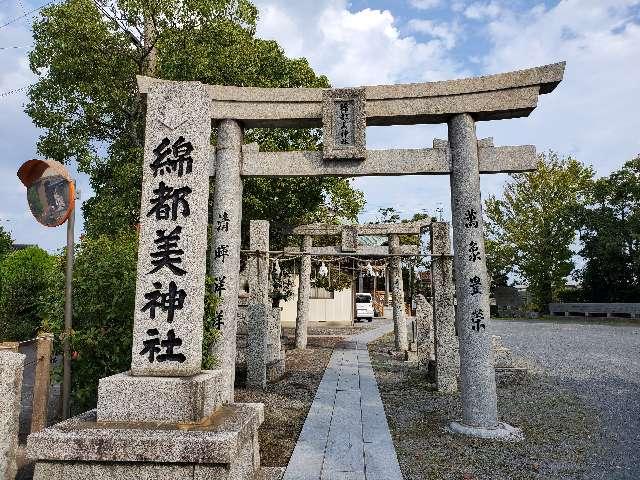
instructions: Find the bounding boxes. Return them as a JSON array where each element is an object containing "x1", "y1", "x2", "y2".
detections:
[{"x1": 447, "y1": 421, "x2": 524, "y2": 442}]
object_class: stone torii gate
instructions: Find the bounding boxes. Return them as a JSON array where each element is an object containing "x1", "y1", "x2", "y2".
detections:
[
  {"x1": 288, "y1": 219, "x2": 460, "y2": 394},
  {"x1": 135, "y1": 62, "x2": 565, "y2": 441},
  {"x1": 287, "y1": 220, "x2": 430, "y2": 351}
]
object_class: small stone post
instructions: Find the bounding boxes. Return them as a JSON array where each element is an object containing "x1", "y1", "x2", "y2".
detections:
[
  {"x1": 295, "y1": 235, "x2": 312, "y2": 349},
  {"x1": 211, "y1": 119, "x2": 244, "y2": 402},
  {"x1": 390, "y1": 234, "x2": 408, "y2": 351},
  {"x1": 431, "y1": 222, "x2": 459, "y2": 393},
  {"x1": 448, "y1": 113, "x2": 521, "y2": 439},
  {"x1": 384, "y1": 265, "x2": 390, "y2": 306},
  {"x1": 30, "y1": 334, "x2": 53, "y2": 433},
  {"x1": 415, "y1": 294, "x2": 433, "y2": 364},
  {"x1": 247, "y1": 220, "x2": 269, "y2": 389},
  {"x1": 0, "y1": 350, "x2": 25, "y2": 480}
]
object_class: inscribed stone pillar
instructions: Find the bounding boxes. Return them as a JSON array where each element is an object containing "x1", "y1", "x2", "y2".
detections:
[
  {"x1": 295, "y1": 235, "x2": 312, "y2": 349},
  {"x1": 247, "y1": 220, "x2": 269, "y2": 389},
  {"x1": 448, "y1": 113, "x2": 499, "y2": 429},
  {"x1": 431, "y1": 221, "x2": 459, "y2": 393},
  {"x1": 0, "y1": 350, "x2": 24, "y2": 480},
  {"x1": 211, "y1": 119, "x2": 244, "y2": 402},
  {"x1": 390, "y1": 234, "x2": 408, "y2": 351},
  {"x1": 130, "y1": 80, "x2": 211, "y2": 376},
  {"x1": 414, "y1": 294, "x2": 433, "y2": 364}
]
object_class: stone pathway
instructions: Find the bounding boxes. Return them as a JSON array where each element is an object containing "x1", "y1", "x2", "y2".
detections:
[{"x1": 284, "y1": 320, "x2": 403, "y2": 480}]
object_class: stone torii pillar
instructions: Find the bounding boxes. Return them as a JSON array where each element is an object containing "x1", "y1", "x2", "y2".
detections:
[
  {"x1": 389, "y1": 234, "x2": 408, "y2": 352},
  {"x1": 210, "y1": 119, "x2": 244, "y2": 402},
  {"x1": 295, "y1": 235, "x2": 312, "y2": 349},
  {"x1": 447, "y1": 115, "x2": 521, "y2": 439}
]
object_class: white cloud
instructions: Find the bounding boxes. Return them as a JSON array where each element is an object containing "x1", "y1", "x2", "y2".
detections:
[
  {"x1": 254, "y1": 0, "x2": 464, "y2": 86},
  {"x1": 475, "y1": 0, "x2": 640, "y2": 175},
  {"x1": 464, "y1": 1, "x2": 502, "y2": 20},
  {"x1": 407, "y1": 19, "x2": 458, "y2": 49},
  {"x1": 408, "y1": 0, "x2": 442, "y2": 10}
]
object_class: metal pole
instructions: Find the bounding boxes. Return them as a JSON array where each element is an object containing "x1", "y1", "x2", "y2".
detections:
[{"x1": 62, "y1": 197, "x2": 75, "y2": 420}]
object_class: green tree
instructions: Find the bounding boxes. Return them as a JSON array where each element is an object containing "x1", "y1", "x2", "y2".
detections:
[
  {"x1": 27, "y1": 0, "x2": 364, "y2": 241},
  {"x1": 484, "y1": 152, "x2": 594, "y2": 311},
  {"x1": 578, "y1": 156, "x2": 640, "y2": 302},
  {"x1": 0, "y1": 224, "x2": 12, "y2": 259},
  {"x1": 0, "y1": 247, "x2": 57, "y2": 341}
]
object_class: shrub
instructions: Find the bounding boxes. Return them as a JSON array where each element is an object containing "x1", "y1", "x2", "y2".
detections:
[
  {"x1": 0, "y1": 246, "x2": 57, "y2": 341},
  {"x1": 41, "y1": 231, "x2": 139, "y2": 413}
]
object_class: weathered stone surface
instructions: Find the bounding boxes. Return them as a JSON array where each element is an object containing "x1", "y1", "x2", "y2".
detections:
[
  {"x1": 284, "y1": 245, "x2": 419, "y2": 256},
  {"x1": 246, "y1": 220, "x2": 269, "y2": 389},
  {"x1": 414, "y1": 294, "x2": 433, "y2": 364},
  {"x1": 341, "y1": 225, "x2": 358, "y2": 252},
  {"x1": 1, "y1": 351, "x2": 24, "y2": 480},
  {"x1": 448, "y1": 113, "x2": 498, "y2": 428},
  {"x1": 292, "y1": 220, "x2": 430, "y2": 236},
  {"x1": 31, "y1": 404, "x2": 262, "y2": 480},
  {"x1": 430, "y1": 221, "x2": 459, "y2": 393},
  {"x1": 295, "y1": 236, "x2": 312, "y2": 349},
  {"x1": 491, "y1": 335, "x2": 515, "y2": 369},
  {"x1": 210, "y1": 119, "x2": 244, "y2": 402},
  {"x1": 96, "y1": 370, "x2": 226, "y2": 423},
  {"x1": 389, "y1": 234, "x2": 408, "y2": 352},
  {"x1": 240, "y1": 145, "x2": 536, "y2": 177},
  {"x1": 247, "y1": 303, "x2": 267, "y2": 389},
  {"x1": 138, "y1": 62, "x2": 565, "y2": 128},
  {"x1": 131, "y1": 80, "x2": 211, "y2": 377},
  {"x1": 322, "y1": 88, "x2": 366, "y2": 161},
  {"x1": 266, "y1": 307, "x2": 283, "y2": 365},
  {"x1": 27, "y1": 404, "x2": 264, "y2": 465}
]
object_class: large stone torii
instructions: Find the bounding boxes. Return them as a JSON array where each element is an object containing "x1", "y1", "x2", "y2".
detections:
[
  {"x1": 27, "y1": 62, "x2": 565, "y2": 479},
  {"x1": 137, "y1": 61, "x2": 565, "y2": 440}
]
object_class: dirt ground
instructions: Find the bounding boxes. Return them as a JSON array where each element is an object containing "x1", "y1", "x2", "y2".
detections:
[
  {"x1": 234, "y1": 335, "x2": 341, "y2": 467},
  {"x1": 369, "y1": 332, "x2": 601, "y2": 480}
]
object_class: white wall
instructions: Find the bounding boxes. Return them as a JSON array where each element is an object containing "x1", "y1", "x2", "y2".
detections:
[{"x1": 280, "y1": 275, "x2": 353, "y2": 324}]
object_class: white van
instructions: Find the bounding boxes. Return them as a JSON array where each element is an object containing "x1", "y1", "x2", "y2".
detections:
[{"x1": 355, "y1": 293, "x2": 374, "y2": 322}]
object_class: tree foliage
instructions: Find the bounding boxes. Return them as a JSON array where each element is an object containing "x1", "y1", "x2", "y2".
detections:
[
  {"x1": 578, "y1": 156, "x2": 640, "y2": 302},
  {"x1": 484, "y1": 152, "x2": 594, "y2": 311},
  {"x1": 27, "y1": 0, "x2": 364, "y2": 241},
  {"x1": 0, "y1": 225, "x2": 12, "y2": 259},
  {"x1": 0, "y1": 247, "x2": 57, "y2": 342}
]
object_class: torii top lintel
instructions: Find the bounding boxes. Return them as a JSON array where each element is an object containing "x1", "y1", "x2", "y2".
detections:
[{"x1": 137, "y1": 62, "x2": 565, "y2": 129}]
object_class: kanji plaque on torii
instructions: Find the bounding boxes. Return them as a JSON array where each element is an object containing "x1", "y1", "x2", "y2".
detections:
[{"x1": 139, "y1": 62, "x2": 566, "y2": 440}]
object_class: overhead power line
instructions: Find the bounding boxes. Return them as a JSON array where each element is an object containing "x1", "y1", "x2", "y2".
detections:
[
  {"x1": 0, "y1": 0, "x2": 57, "y2": 29},
  {"x1": 0, "y1": 85, "x2": 28, "y2": 97}
]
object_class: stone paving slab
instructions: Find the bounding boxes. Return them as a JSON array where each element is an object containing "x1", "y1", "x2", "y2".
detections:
[{"x1": 283, "y1": 320, "x2": 402, "y2": 480}]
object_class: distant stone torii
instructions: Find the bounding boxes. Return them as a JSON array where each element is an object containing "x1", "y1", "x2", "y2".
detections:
[
  {"x1": 135, "y1": 62, "x2": 565, "y2": 440},
  {"x1": 287, "y1": 219, "x2": 460, "y2": 394}
]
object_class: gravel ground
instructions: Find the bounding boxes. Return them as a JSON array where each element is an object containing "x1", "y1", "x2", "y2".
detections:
[
  {"x1": 235, "y1": 336, "x2": 340, "y2": 467},
  {"x1": 369, "y1": 332, "x2": 600, "y2": 480},
  {"x1": 492, "y1": 318, "x2": 640, "y2": 480}
]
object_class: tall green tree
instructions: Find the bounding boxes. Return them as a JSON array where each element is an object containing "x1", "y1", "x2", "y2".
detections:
[
  {"x1": 484, "y1": 152, "x2": 594, "y2": 311},
  {"x1": 578, "y1": 156, "x2": 640, "y2": 302},
  {"x1": 27, "y1": 0, "x2": 364, "y2": 242}
]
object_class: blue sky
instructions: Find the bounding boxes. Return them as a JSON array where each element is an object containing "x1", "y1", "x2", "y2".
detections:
[{"x1": 1, "y1": 0, "x2": 640, "y2": 251}]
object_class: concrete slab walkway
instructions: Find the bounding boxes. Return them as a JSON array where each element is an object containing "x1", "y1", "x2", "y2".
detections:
[{"x1": 284, "y1": 320, "x2": 403, "y2": 480}]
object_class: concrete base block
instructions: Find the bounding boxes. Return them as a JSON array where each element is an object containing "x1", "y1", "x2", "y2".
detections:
[
  {"x1": 97, "y1": 370, "x2": 226, "y2": 423},
  {"x1": 447, "y1": 421, "x2": 524, "y2": 441},
  {"x1": 28, "y1": 403, "x2": 264, "y2": 480}
]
